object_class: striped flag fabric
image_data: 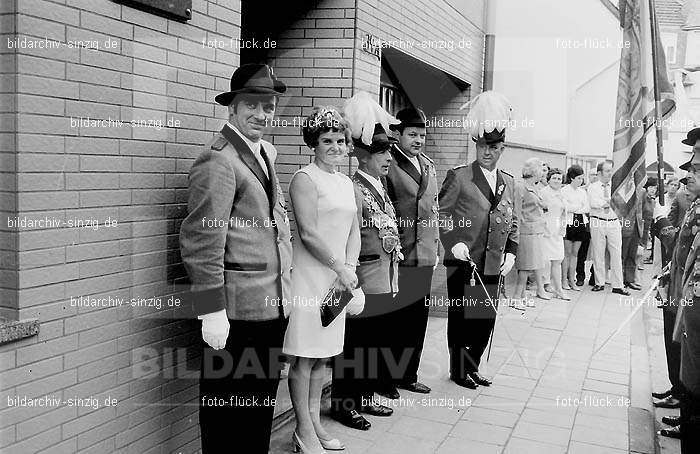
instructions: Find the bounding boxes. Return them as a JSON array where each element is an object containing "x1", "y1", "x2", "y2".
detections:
[{"x1": 612, "y1": 0, "x2": 675, "y2": 226}]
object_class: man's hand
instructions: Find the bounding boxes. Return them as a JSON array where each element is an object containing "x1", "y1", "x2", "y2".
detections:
[
  {"x1": 434, "y1": 254, "x2": 440, "y2": 270},
  {"x1": 500, "y1": 253, "x2": 515, "y2": 275},
  {"x1": 451, "y1": 243, "x2": 471, "y2": 261},
  {"x1": 201, "y1": 309, "x2": 229, "y2": 350}
]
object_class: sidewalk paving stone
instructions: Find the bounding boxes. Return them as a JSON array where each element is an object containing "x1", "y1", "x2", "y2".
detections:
[{"x1": 269, "y1": 267, "x2": 675, "y2": 453}]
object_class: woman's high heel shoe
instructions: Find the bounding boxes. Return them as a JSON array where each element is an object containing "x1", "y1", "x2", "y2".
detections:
[
  {"x1": 318, "y1": 436, "x2": 345, "y2": 451},
  {"x1": 292, "y1": 432, "x2": 327, "y2": 454}
]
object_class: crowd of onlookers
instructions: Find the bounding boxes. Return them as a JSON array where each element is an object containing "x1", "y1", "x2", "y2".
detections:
[{"x1": 510, "y1": 158, "x2": 683, "y2": 306}]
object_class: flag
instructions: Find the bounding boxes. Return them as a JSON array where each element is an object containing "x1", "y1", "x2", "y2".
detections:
[{"x1": 612, "y1": 0, "x2": 675, "y2": 229}]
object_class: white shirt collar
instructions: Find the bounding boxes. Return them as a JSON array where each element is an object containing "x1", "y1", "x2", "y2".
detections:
[
  {"x1": 228, "y1": 122, "x2": 261, "y2": 154},
  {"x1": 480, "y1": 166, "x2": 497, "y2": 178},
  {"x1": 357, "y1": 169, "x2": 386, "y2": 196},
  {"x1": 396, "y1": 145, "x2": 422, "y2": 174}
]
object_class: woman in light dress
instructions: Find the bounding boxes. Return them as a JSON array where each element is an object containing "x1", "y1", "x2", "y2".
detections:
[
  {"x1": 561, "y1": 165, "x2": 589, "y2": 291},
  {"x1": 540, "y1": 168, "x2": 570, "y2": 300},
  {"x1": 282, "y1": 107, "x2": 363, "y2": 454},
  {"x1": 513, "y1": 158, "x2": 550, "y2": 306}
]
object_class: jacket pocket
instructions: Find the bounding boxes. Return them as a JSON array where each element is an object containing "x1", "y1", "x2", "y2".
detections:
[{"x1": 224, "y1": 262, "x2": 267, "y2": 272}]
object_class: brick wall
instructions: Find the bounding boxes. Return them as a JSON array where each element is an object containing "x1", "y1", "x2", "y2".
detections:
[
  {"x1": 0, "y1": 0, "x2": 240, "y2": 452},
  {"x1": 0, "y1": 0, "x2": 19, "y2": 319},
  {"x1": 354, "y1": 0, "x2": 485, "y2": 179},
  {"x1": 265, "y1": 0, "x2": 357, "y2": 189}
]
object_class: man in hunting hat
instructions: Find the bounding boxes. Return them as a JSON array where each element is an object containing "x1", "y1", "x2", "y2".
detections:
[
  {"x1": 179, "y1": 63, "x2": 292, "y2": 453},
  {"x1": 384, "y1": 107, "x2": 440, "y2": 396},
  {"x1": 439, "y1": 91, "x2": 518, "y2": 389}
]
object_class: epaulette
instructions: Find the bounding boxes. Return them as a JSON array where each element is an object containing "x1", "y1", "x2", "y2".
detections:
[
  {"x1": 500, "y1": 170, "x2": 514, "y2": 178},
  {"x1": 420, "y1": 152, "x2": 435, "y2": 164},
  {"x1": 211, "y1": 136, "x2": 227, "y2": 151},
  {"x1": 452, "y1": 164, "x2": 467, "y2": 170}
]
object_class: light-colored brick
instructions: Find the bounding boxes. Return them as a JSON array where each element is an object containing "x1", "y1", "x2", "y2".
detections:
[
  {"x1": 80, "y1": 11, "x2": 133, "y2": 40},
  {"x1": 16, "y1": 333, "x2": 78, "y2": 366}
]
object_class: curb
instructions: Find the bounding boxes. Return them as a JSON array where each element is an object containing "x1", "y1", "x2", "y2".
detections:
[{"x1": 629, "y1": 298, "x2": 656, "y2": 454}]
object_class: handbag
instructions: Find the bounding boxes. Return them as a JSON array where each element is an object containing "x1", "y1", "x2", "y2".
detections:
[{"x1": 320, "y1": 287, "x2": 354, "y2": 327}]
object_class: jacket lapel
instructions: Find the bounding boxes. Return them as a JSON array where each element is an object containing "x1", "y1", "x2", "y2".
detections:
[
  {"x1": 220, "y1": 124, "x2": 272, "y2": 201},
  {"x1": 471, "y1": 161, "x2": 495, "y2": 205},
  {"x1": 354, "y1": 172, "x2": 387, "y2": 212},
  {"x1": 492, "y1": 170, "x2": 505, "y2": 208},
  {"x1": 260, "y1": 143, "x2": 277, "y2": 207},
  {"x1": 416, "y1": 154, "x2": 430, "y2": 199},
  {"x1": 391, "y1": 144, "x2": 421, "y2": 186}
]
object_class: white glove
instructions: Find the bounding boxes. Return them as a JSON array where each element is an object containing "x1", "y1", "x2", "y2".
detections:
[
  {"x1": 200, "y1": 309, "x2": 229, "y2": 350},
  {"x1": 346, "y1": 288, "x2": 365, "y2": 316},
  {"x1": 500, "y1": 253, "x2": 516, "y2": 275},
  {"x1": 451, "y1": 242, "x2": 471, "y2": 261}
]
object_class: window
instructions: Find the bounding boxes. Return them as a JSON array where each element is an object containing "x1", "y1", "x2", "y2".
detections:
[{"x1": 661, "y1": 32, "x2": 678, "y2": 65}]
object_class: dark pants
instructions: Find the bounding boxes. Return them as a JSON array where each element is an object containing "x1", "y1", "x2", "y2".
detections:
[
  {"x1": 199, "y1": 318, "x2": 286, "y2": 454},
  {"x1": 576, "y1": 235, "x2": 590, "y2": 282},
  {"x1": 663, "y1": 307, "x2": 682, "y2": 396},
  {"x1": 621, "y1": 233, "x2": 640, "y2": 284},
  {"x1": 680, "y1": 392, "x2": 700, "y2": 454},
  {"x1": 446, "y1": 265, "x2": 499, "y2": 379},
  {"x1": 393, "y1": 266, "x2": 433, "y2": 384},
  {"x1": 331, "y1": 293, "x2": 394, "y2": 411}
]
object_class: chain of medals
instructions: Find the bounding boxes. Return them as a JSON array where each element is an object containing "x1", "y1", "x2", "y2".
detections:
[{"x1": 355, "y1": 178, "x2": 402, "y2": 260}]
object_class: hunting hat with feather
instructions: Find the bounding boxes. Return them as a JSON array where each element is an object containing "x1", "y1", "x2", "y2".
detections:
[
  {"x1": 343, "y1": 91, "x2": 400, "y2": 156},
  {"x1": 460, "y1": 91, "x2": 513, "y2": 145}
]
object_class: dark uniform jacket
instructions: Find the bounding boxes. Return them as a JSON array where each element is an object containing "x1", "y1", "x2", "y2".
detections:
[
  {"x1": 671, "y1": 197, "x2": 700, "y2": 396},
  {"x1": 353, "y1": 172, "x2": 401, "y2": 295},
  {"x1": 385, "y1": 144, "x2": 441, "y2": 267},
  {"x1": 179, "y1": 124, "x2": 293, "y2": 320},
  {"x1": 439, "y1": 161, "x2": 519, "y2": 275}
]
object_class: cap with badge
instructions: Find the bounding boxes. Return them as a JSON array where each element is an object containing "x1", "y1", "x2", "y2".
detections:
[{"x1": 678, "y1": 127, "x2": 700, "y2": 184}]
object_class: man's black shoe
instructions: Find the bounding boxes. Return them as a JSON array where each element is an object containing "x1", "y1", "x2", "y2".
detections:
[
  {"x1": 592, "y1": 285, "x2": 605, "y2": 292},
  {"x1": 376, "y1": 385, "x2": 400, "y2": 400},
  {"x1": 652, "y1": 389, "x2": 673, "y2": 399},
  {"x1": 659, "y1": 425, "x2": 681, "y2": 439},
  {"x1": 612, "y1": 287, "x2": 631, "y2": 296},
  {"x1": 654, "y1": 395, "x2": 681, "y2": 409},
  {"x1": 469, "y1": 372, "x2": 492, "y2": 387},
  {"x1": 576, "y1": 279, "x2": 585, "y2": 287},
  {"x1": 624, "y1": 282, "x2": 642, "y2": 290},
  {"x1": 360, "y1": 403, "x2": 393, "y2": 417},
  {"x1": 397, "y1": 381, "x2": 431, "y2": 394},
  {"x1": 450, "y1": 375, "x2": 478, "y2": 389},
  {"x1": 330, "y1": 409, "x2": 371, "y2": 430},
  {"x1": 662, "y1": 415, "x2": 681, "y2": 426}
]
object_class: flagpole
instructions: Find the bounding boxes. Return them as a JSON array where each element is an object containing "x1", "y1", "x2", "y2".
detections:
[{"x1": 648, "y1": 0, "x2": 665, "y2": 205}]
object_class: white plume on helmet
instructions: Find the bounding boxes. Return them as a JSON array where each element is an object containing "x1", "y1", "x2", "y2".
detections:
[
  {"x1": 343, "y1": 91, "x2": 400, "y2": 146},
  {"x1": 460, "y1": 91, "x2": 513, "y2": 140}
]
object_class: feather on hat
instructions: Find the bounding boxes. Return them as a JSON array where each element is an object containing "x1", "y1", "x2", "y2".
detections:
[
  {"x1": 343, "y1": 91, "x2": 400, "y2": 146},
  {"x1": 460, "y1": 91, "x2": 513, "y2": 143}
]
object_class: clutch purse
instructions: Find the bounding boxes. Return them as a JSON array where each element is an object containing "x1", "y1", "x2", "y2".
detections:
[{"x1": 320, "y1": 287, "x2": 354, "y2": 327}]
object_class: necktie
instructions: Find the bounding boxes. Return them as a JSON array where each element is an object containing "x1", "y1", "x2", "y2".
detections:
[
  {"x1": 258, "y1": 146, "x2": 271, "y2": 181},
  {"x1": 603, "y1": 183, "x2": 610, "y2": 199}
]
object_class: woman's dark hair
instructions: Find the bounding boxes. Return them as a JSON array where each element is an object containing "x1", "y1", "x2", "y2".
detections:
[
  {"x1": 302, "y1": 106, "x2": 350, "y2": 148},
  {"x1": 565, "y1": 164, "x2": 584, "y2": 184},
  {"x1": 546, "y1": 167, "x2": 564, "y2": 182},
  {"x1": 644, "y1": 176, "x2": 658, "y2": 189}
]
